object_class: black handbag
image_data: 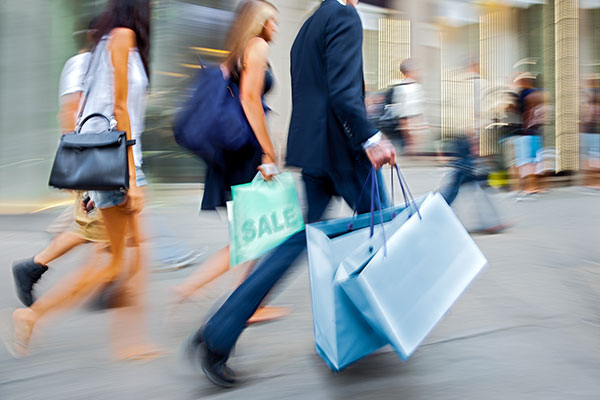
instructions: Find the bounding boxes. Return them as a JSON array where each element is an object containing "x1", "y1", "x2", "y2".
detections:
[
  {"x1": 48, "y1": 113, "x2": 135, "y2": 190},
  {"x1": 48, "y1": 39, "x2": 136, "y2": 191}
]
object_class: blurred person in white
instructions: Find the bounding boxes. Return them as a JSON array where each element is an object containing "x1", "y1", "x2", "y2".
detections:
[
  {"x1": 2, "y1": 0, "x2": 161, "y2": 361},
  {"x1": 581, "y1": 75, "x2": 600, "y2": 190},
  {"x1": 381, "y1": 58, "x2": 428, "y2": 154}
]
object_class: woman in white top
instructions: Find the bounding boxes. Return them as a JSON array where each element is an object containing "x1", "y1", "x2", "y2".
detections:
[
  {"x1": 9, "y1": 18, "x2": 112, "y2": 312},
  {"x1": 8, "y1": 0, "x2": 159, "y2": 360}
]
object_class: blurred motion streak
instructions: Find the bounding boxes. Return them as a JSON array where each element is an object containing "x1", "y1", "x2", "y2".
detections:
[{"x1": 0, "y1": 0, "x2": 598, "y2": 208}]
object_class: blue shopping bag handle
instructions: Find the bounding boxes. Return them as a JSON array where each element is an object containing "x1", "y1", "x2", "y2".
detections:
[
  {"x1": 346, "y1": 167, "x2": 388, "y2": 255},
  {"x1": 371, "y1": 166, "x2": 388, "y2": 255},
  {"x1": 390, "y1": 164, "x2": 422, "y2": 221},
  {"x1": 349, "y1": 164, "x2": 421, "y2": 231},
  {"x1": 347, "y1": 165, "x2": 421, "y2": 254}
]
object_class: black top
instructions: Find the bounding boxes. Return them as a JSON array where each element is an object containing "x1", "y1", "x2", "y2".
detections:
[
  {"x1": 263, "y1": 66, "x2": 274, "y2": 95},
  {"x1": 232, "y1": 63, "x2": 274, "y2": 96}
]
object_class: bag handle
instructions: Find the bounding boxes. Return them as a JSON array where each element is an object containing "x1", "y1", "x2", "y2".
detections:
[
  {"x1": 76, "y1": 113, "x2": 114, "y2": 133},
  {"x1": 370, "y1": 166, "x2": 387, "y2": 255},
  {"x1": 390, "y1": 164, "x2": 422, "y2": 220},
  {"x1": 348, "y1": 167, "x2": 387, "y2": 249},
  {"x1": 250, "y1": 171, "x2": 284, "y2": 188}
]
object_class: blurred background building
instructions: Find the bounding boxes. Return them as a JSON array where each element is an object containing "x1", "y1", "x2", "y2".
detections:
[{"x1": 0, "y1": 0, "x2": 598, "y2": 207}]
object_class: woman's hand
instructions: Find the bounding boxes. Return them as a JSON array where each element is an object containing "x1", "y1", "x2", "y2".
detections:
[
  {"x1": 261, "y1": 152, "x2": 276, "y2": 166},
  {"x1": 258, "y1": 153, "x2": 278, "y2": 180},
  {"x1": 81, "y1": 196, "x2": 96, "y2": 214},
  {"x1": 124, "y1": 185, "x2": 144, "y2": 214}
]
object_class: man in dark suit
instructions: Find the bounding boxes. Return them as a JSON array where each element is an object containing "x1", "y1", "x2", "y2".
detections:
[{"x1": 195, "y1": 0, "x2": 396, "y2": 387}]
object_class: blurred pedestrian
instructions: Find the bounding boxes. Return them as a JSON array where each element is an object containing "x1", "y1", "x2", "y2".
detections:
[
  {"x1": 2, "y1": 0, "x2": 160, "y2": 360},
  {"x1": 173, "y1": 0, "x2": 287, "y2": 323},
  {"x1": 189, "y1": 0, "x2": 395, "y2": 387},
  {"x1": 437, "y1": 61, "x2": 505, "y2": 233},
  {"x1": 10, "y1": 14, "x2": 204, "y2": 309},
  {"x1": 11, "y1": 16, "x2": 110, "y2": 308},
  {"x1": 379, "y1": 58, "x2": 427, "y2": 154},
  {"x1": 580, "y1": 75, "x2": 600, "y2": 190},
  {"x1": 511, "y1": 72, "x2": 547, "y2": 197}
]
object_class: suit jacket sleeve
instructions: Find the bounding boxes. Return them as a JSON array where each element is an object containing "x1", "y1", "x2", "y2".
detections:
[{"x1": 324, "y1": 5, "x2": 378, "y2": 149}]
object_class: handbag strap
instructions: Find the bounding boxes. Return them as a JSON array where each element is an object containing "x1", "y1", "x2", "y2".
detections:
[{"x1": 75, "y1": 39, "x2": 107, "y2": 131}]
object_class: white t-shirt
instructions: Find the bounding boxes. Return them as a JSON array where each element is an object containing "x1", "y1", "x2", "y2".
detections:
[
  {"x1": 388, "y1": 78, "x2": 425, "y2": 119},
  {"x1": 58, "y1": 52, "x2": 91, "y2": 99}
]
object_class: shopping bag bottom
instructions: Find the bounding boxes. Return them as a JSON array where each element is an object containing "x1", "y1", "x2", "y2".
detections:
[{"x1": 315, "y1": 342, "x2": 391, "y2": 373}]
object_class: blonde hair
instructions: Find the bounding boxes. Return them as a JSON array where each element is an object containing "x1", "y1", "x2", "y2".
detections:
[{"x1": 224, "y1": 0, "x2": 277, "y2": 78}]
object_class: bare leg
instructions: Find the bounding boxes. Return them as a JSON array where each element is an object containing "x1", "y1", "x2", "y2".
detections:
[
  {"x1": 174, "y1": 246, "x2": 231, "y2": 301},
  {"x1": 173, "y1": 247, "x2": 290, "y2": 324},
  {"x1": 518, "y1": 164, "x2": 537, "y2": 194},
  {"x1": 36, "y1": 244, "x2": 109, "y2": 309},
  {"x1": 110, "y1": 213, "x2": 161, "y2": 361},
  {"x1": 585, "y1": 159, "x2": 600, "y2": 188},
  {"x1": 34, "y1": 232, "x2": 88, "y2": 266},
  {"x1": 11, "y1": 204, "x2": 129, "y2": 355},
  {"x1": 508, "y1": 166, "x2": 519, "y2": 192}
]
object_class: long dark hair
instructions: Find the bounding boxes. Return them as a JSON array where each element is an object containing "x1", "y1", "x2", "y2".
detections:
[{"x1": 93, "y1": 0, "x2": 151, "y2": 78}]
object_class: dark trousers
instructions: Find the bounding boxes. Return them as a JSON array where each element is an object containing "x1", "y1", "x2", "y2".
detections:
[
  {"x1": 439, "y1": 138, "x2": 475, "y2": 206},
  {"x1": 199, "y1": 166, "x2": 387, "y2": 357},
  {"x1": 439, "y1": 168, "x2": 475, "y2": 205}
]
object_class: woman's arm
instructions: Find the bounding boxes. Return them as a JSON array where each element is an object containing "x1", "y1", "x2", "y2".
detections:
[
  {"x1": 239, "y1": 37, "x2": 276, "y2": 165},
  {"x1": 108, "y1": 27, "x2": 143, "y2": 212},
  {"x1": 58, "y1": 92, "x2": 82, "y2": 133}
]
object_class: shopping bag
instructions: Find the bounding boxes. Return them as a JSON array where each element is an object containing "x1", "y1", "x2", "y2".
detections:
[
  {"x1": 229, "y1": 172, "x2": 304, "y2": 266},
  {"x1": 306, "y1": 167, "x2": 424, "y2": 371},
  {"x1": 336, "y1": 190, "x2": 487, "y2": 361},
  {"x1": 451, "y1": 181, "x2": 505, "y2": 233}
]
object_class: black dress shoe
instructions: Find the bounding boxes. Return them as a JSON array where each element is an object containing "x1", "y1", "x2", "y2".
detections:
[
  {"x1": 12, "y1": 258, "x2": 48, "y2": 307},
  {"x1": 195, "y1": 332, "x2": 237, "y2": 388}
]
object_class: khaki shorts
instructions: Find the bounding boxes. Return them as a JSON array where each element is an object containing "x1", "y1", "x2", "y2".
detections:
[{"x1": 73, "y1": 191, "x2": 108, "y2": 242}]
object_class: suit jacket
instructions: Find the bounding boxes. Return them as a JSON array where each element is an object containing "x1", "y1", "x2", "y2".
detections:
[{"x1": 286, "y1": 0, "x2": 377, "y2": 174}]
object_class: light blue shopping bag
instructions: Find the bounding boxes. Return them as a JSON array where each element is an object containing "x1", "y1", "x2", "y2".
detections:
[
  {"x1": 306, "y1": 167, "x2": 422, "y2": 371},
  {"x1": 336, "y1": 187, "x2": 488, "y2": 361},
  {"x1": 230, "y1": 172, "x2": 304, "y2": 266}
]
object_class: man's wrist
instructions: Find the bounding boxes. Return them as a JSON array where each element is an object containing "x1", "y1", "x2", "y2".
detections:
[{"x1": 363, "y1": 131, "x2": 382, "y2": 150}]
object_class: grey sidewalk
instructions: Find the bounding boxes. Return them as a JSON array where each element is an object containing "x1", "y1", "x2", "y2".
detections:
[{"x1": 0, "y1": 166, "x2": 599, "y2": 400}]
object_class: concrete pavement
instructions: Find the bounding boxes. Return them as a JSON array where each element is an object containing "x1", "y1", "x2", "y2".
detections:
[{"x1": 0, "y1": 165, "x2": 599, "y2": 400}]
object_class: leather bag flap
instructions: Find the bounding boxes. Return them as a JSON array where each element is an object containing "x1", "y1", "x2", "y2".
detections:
[{"x1": 61, "y1": 131, "x2": 126, "y2": 148}]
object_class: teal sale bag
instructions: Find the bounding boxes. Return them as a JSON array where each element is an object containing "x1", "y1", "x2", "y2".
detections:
[{"x1": 229, "y1": 172, "x2": 304, "y2": 266}]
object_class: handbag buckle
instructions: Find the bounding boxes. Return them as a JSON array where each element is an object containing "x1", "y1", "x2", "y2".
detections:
[{"x1": 109, "y1": 117, "x2": 117, "y2": 131}]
